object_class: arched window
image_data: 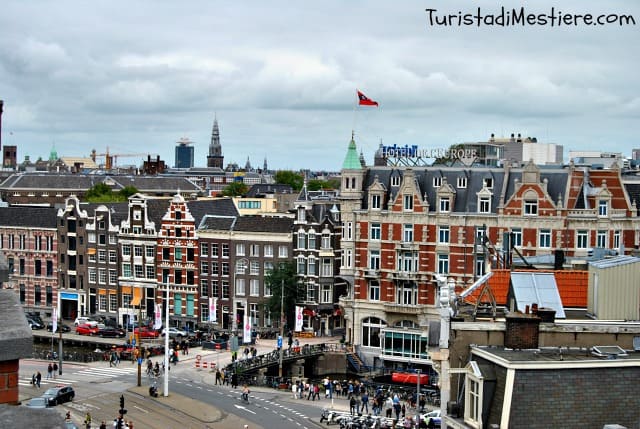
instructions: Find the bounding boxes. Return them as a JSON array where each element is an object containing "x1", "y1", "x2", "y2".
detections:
[{"x1": 362, "y1": 316, "x2": 386, "y2": 348}]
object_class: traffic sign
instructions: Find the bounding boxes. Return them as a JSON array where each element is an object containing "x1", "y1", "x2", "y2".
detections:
[
  {"x1": 131, "y1": 339, "x2": 136, "y2": 346},
  {"x1": 137, "y1": 357, "x2": 143, "y2": 365},
  {"x1": 277, "y1": 335, "x2": 283, "y2": 348}
]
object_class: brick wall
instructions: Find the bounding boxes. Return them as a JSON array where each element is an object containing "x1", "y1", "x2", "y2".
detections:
[
  {"x1": 509, "y1": 367, "x2": 640, "y2": 429},
  {"x1": 0, "y1": 359, "x2": 19, "y2": 404},
  {"x1": 504, "y1": 314, "x2": 540, "y2": 349}
]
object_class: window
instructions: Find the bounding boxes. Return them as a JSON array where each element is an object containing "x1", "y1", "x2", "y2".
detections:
[
  {"x1": 35, "y1": 235, "x2": 42, "y2": 251},
  {"x1": 539, "y1": 229, "x2": 551, "y2": 248},
  {"x1": 34, "y1": 285, "x2": 41, "y2": 305},
  {"x1": 264, "y1": 245, "x2": 273, "y2": 257},
  {"x1": 475, "y1": 255, "x2": 485, "y2": 276},
  {"x1": 297, "y1": 256, "x2": 306, "y2": 274},
  {"x1": 146, "y1": 246, "x2": 154, "y2": 258},
  {"x1": 222, "y1": 244, "x2": 229, "y2": 257},
  {"x1": 279, "y1": 246, "x2": 288, "y2": 258},
  {"x1": 175, "y1": 270, "x2": 183, "y2": 284},
  {"x1": 109, "y1": 250, "x2": 117, "y2": 264},
  {"x1": 88, "y1": 269, "x2": 97, "y2": 284},
  {"x1": 35, "y1": 260, "x2": 42, "y2": 276},
  {"x1": 134, "y1": 245, "x2": 143, "y2": 257},
  {"x1": 433, "y1": 176, "x2": 442, "y2": 187},
  {"x1": 597, "y1": 230, "x2": 607, "y2": 248},
  {"x1": 307, "y1": 232, "x2": 316, "y2": 250},
  {"x1": 308, "y1": 257, "x2": 316, "y2": 276},
  {"x1": 109, "y1": 294, "x2": 117, "y2": 311},
  {"x1": 122, "y1": 244, "x2": 131, "y2": 256},
  {"x1": 483, "y1": 177, "x2": 493, "y2": 189},
  {"x1": 457, "y1": 176, "x2": 467, "y2": 188},
  {"x1": 297, "y1": 232, "x2": 306, "y2": 249},
  {"x1": 175, "y1": 228, "x2": 182, "y2": 238},
  {"x1": 264, "y1": 261, "x2": 274, "y2": 275},
  {"x1": 250, "y1": 261, "x2": 260, "y2": 275},
  {"x1": 369, "y1": 250, "x2": 380, "y2": 270},
  {"x1": 222, "y1": 281, "x2": 229, "y2": 299},
  {"x1": 439, "y1": 197, "x2": 450, "y2": 213},
  {"x1": 598, "y1": 200, "x2": 608, "y2": 217},
  {"x1": 466, "y1": 370, "x2": 483, "y2": 425},
  {"x1": 321, "y1": 257, "x2": 333, "y2": 277},
  {"x1": 346, "y1": 222, "x2": 353, "y2": 240},
  {"x1": 211, "y1": 261, "x2": 219, "y2": 275},
  {"x1": 99, "y1": 294, "x2": 107, "y2": 312},
  {"x1": 98, "y1": 250, "x2": 106, "y2": 262},
  {"x1": 235, "y1": 278, "x2": 245, "y2": 296},
  {"x1": 321, "y1": 233, "x2": 331, "y2": 249},
  {"x1": 46, "y1": 236, "x2": 54, "y2": 251},
  {"x1": 511, "y1": 228, "x2": 522, "y2": 247},
  {"x1": 162, "y1": 248, "x2": 170, "y2": 260},
  {"x1": 146, "y1": 265, "x2": 155, "y2": 279},
  {"x1": 361, "y1": 317, "x2": 385, "y2": 348},
  {"x1": 438, "y1": 254, "x2": 449, "y2": 274},
  {"x1": 109, "y1": 269, "x2": 117, "y2": 284},
  {"x1": 174, "y1": 293, "x2": 182, "y2": 315},
  {"x1": 122, "y1": 263, "x2": 131, "y2": 277},
  {"x1": 403, "y1": 224, "x2": 413, "y2": 242},
  {"x1": 370, "y1": 223, "x2": 381, "y2": 241},
  {"x1": 200, "y1": 303, "x2": 209, "y2": 323},
  {"x1": 236, "y1": 243, "x2": 245, "y2": 256},
  {"x1": 369, "y1": 280, "x2": 380, "y2": 301},
  {"x1": 99, "y1": 234, "x2": 106, "y2": 245},
  {"x1": 371, "y1": 194, "x2": 381, "y2": 209},
  {"x1": 577, "y1": 230, "x2": 589, "y2": 249},
  {"x1": 403, "y1": 194, "x2": 414, "y2": 211},
  {"x1": 250, "y1": 279, "x2": 260, "y2": 296},
  {"x1": 88, "y1": 233, "x2": 96, "y2": 243},
  {"x1": 321, "y1": 284, "x2": 332, "y2": 303},
  {"x1": 98, "y1": 269, "x2": 106, "y2": 284},
  {"x1": 396, "y1": 282, "x2": 417, "y2": 305},
  {"x1": 187, "y1": 248, "x2": 194, "y2": 262},
  {"x1": 344, "y1": 249, "x2": 352, "y2": 269},
  {"x1": 614, "y1": 230, "x2": 621, "y2": 249},
  {"x1": 479, "y1": 196, "x2": 491, "y2": 213},
  {"x1": 398, "y1": 251, "x2": 418, "y2": 272},
  {"x1": 438, "y1": 226, "x2": 450, "y2": 244},
  {"x1": 175, "y1": 247, "x2": 182, "y2": 261},
  {"x1": 297, "y1": 206, "x2": 305, "y2": 222},
  {"x1": 524, "y1": 199, "x2": 538, "y2": 216},
  {"x1": 222, "y1": 262, "x2": 229, "y2": 276},
  {"x1": 211, "y1": 244, "x2": 219, "y2": 257},
  {"x1": 391, "y1": 176, "x2": 400, "y2": 187},
  {"x1": 235, "y1": 259, "x2": 247, "y2": 275},
  {"x1": 250, "y1": 244, "x2": 260, "y2": 257}
]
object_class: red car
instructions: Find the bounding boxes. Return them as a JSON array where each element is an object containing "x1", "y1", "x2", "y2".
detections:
[
  {"x1": 134, "y1": 327, "x2": 160, "y2": 339},
  {"x1": 76, "y1": 323, "x2": 99, "y2": 336}
]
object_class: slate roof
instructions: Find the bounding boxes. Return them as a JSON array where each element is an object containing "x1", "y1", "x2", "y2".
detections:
[
  {"x1": 0, "y1": 207, "x2": 58, "y2": 228},
  {"x1": 0, "y1": 173, "x2": 201, "y2": 192},
  {"x1": 199, "y1": 215, "x2": 237, "y2": 231},
  {"x1": 246, "y1": 183, "x2": 294, "y2": 197},
  {"x1": 623, "y1": 183, "x2": 640, "y2": 214},
  {"x1": 185, "y1": 198, "x2": 239, "y2": 225},
  {"x1": 198, "y1": 214, "x2": 293, "y2": 234}
]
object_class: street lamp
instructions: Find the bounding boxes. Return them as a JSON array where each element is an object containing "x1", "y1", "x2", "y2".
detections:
[
  {"x1": 163, "y1": 277, "x2": 170, "y2": 397},
  {"x1": 278, "y1": 279, "x2": 284, "y2": 378},
  {"x1": 232, "y1": 257, "x2": 249, "y2": 335}
]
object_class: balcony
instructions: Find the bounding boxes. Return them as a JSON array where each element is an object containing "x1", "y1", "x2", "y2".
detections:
[
  {"x1": 364, "y1": 269, "x2": 380, "y2": 278},
  {"x1": 397, "y1": 242, "x2": 419, "y2": 251},
  {"x1": 383, "y1": 303, "x2": 424, "y2": 314},
  {"x1": 393, "y1": 271, "x2": 418, "y2": 280}
]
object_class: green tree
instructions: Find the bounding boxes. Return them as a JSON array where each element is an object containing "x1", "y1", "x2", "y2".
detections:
[
  {"x1": 119, "y1": 185, "x2": 138, "y2": 199},
  {"x1": 307, "y1": 178, "x2": 340, "y2": 191},
  {"x1": 222, "y1": 181, "x2": 248, "y2": 197},
  {"x1": 265, "y1": 261, "x2": 303, "y2": 330},
  {"x1": 275, "y1": 170, "x2": 304, "y2": 191}
]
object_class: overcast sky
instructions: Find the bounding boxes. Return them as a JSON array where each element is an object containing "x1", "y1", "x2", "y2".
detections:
[{"x1": 0, "y1": 0, "x2": 638, "y2": 171}]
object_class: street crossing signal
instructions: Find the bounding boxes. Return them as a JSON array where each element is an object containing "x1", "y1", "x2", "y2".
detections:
[{"x1": 119, "y1": 395, "x2": 125, "y2": 409}]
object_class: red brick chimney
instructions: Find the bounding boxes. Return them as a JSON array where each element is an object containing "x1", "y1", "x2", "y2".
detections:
[{"x1": 504, "y1": 312, "x2": 541, "y2": 349}]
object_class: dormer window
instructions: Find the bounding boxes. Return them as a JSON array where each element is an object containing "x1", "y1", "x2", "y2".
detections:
[
  {"x1": 457, "y1": 177, "x2": 467, "y2": 189},
  {"x1": 598, "y1": 200, "x2": 608, "y2": 217},
  {"x1": 297, "y1": 207, "x2": 305, "y2": 222},
  {"x1": 439, "y1": 197, "x2": 450, "y2": 213},
  {"x1": 391, "y1": 176, "x2": 400, "y2": 187},
  {"x1": 479, "y1": 196, "x2": 491, "y2": 213},
  {"x1": 371, "y1": 194, "x2": 381, "y2": 210},
  {"x1": 483, "y1": 177, "x2": 493, "y2": 189},
  {"x1": 403, "y1": 194, "x2": 414, "y2": 211},
  {"x1": 433, "y1": 177, "x2": 442, "y2": 188}
]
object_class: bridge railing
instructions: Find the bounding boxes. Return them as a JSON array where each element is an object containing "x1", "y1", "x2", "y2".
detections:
[{"x1": 224, "y1": 343, "x2": 331, "y2": 374}]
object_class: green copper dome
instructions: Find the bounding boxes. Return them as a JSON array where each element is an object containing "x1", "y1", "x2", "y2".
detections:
[{"x1": 341, "y1": 134, "x2": 362, "y2": 170}]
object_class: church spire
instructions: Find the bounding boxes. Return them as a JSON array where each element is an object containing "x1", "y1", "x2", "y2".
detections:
[{"x1": 207, "y1": 114, "x2": 224, "y2": 168}]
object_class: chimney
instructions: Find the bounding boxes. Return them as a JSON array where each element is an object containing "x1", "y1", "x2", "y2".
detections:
[{"x1": 504, "y1": 313, "x2": 541, "y2": 349}]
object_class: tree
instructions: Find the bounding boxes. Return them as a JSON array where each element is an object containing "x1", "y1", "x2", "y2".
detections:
[
  {"x1": 275, "y1": 170, "x2": 304, "y2": 191},
  {"x1": 265, "y1": 261, "x2": 304, "y2": 330},
  {"x1": 119, "y1": 185, "x2": 138, "y2": 199},
  {"x1": 307, "y1": 178, "x2": 340, "y2": 191},
  {"x1": 85, "y1": 182, "x2": 138, "y2": 202},
  {"x1": 222, "y1": 181, "x2": 248, "y2": 197}
]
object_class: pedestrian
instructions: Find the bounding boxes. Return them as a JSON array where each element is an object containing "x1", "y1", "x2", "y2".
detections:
[
  {"x1": 314, "y1": 383, "x2": 320, "y2": 401},
  {"x1": 292, "y1": 382, "x2": 298, "y2": 399},
  {"x1": 65, "y1": 411, "x2": 71, "y2": 421},
  {"x1": 31, "y1": 373, "x2": 36, "y2": 387},
  {"x1": 128, "y1": 421, "x2": 134, "y2": 429},
  {"x1": 53, "y1": 362, "x2": 58, "y2": 379},
  {"x1": 47, "y1": 362, "x2": 53, "y2": 379},
  {"x1": 84, "y1": 412, "x2": 92, "y2": 429},
  {"x1": 349, "y1": 396, "x2": 357, "y2": 415},
  {"x1": 401, "y1": 403, "x2": 406, "y2": 418},
  {"x1": 99, "y1": 422, "x2": 106, "y2": 429},
  {"x1": 36, "y1": 371, "x2": 42, "y2": 388},
  {"x1": 360, "y1": 391, "x2": 369, "y2": 414},
  {"x1": 215, "y1": 369, "x2": 221, "y2": 385},
  {"x1": 231, "y1": 372, "x2": 238, "y2": 389},
  {"x1": 307, "y1": 383, "x2": 314, "y2": 400}
]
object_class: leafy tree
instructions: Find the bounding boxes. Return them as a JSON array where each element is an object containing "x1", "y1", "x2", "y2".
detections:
[
  {"x1": 307, "y1": 178, "x2": 340, "y2": 191},
  {"x1": 265, "y1": 261, "x2": 304, "y2": 330},
  {"x1": 222, "y1": 181, "x2": 248, "y2": 197},
  {"x1": 275, "y1": 170, "x2": 304, "y2": 191},
  {"x1": 119, "y1": 185, "x2": 138, "y2": 199},
  {"x1": 85, "y1": 182, "x2": 138, "y2": 202}
]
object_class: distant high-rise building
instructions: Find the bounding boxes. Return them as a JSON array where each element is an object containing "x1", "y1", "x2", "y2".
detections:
[
  {"x1": 175, "y1": 137, "x2": 194, "y2": 169},
  {"x1": 206, "y1": 116, "x2": 224, "y2": 169}
]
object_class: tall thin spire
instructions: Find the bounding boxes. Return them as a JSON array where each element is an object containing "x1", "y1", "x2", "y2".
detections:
[{"x1": 207, "y1": 113, "x2": 224, "y2": 168}]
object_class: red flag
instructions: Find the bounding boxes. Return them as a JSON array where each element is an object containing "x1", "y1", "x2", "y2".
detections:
[{"x1": 357, "y1": 90, "x2": 378, "y2": 107}]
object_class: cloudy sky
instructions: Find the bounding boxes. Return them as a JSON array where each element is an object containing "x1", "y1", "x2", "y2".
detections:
[{"x1": 0, "y1": 0, "x2": 638, "y2": 171}]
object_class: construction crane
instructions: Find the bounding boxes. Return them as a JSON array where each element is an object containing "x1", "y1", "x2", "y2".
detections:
[{"x1": 90, "y1": 148, "x2": 150, "y2": 170}]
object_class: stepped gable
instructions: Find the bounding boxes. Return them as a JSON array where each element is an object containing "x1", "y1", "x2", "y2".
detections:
[{"x1": 0, "y1": 206, "x2": 57, "y2": 228}]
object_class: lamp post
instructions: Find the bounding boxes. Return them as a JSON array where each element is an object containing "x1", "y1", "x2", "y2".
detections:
[
  {"x1": 136, "y1": 300, "x2": 142, "y2": 387},
  {"x1": 278, "y1": 279, "x2": 284, "y2": 378},
  {"x1": 163, "y1": 279, "x2": 170, "y2": 397},
  {"x1": 57, "y1": 293, "x2": 63, "y2": 375},
  {"x1": 416, "y1": 368, "x2": 421, "y2": 425}
]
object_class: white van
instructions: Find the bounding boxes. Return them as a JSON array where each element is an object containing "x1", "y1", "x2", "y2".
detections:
[{"x1": 74, "y1": 316, "x2": 97, "y2": 327}]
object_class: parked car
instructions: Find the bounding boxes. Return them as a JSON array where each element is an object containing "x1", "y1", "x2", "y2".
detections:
[
  {"x1": 47, "y1": 322, "x2": 71, "y2": 332},
  {"x1": 25, "y1": 397, "x2": 49, "y2": 408},
  {"x1": 75, "y1": 323, "x2": 99, "y2": 336},
  {"x1": 421, "y1": 409, "x2": 441, "y2": 428},
  {"x1": 74, "y1": 316, "x2": 97, "y2": 327},
  {"x1": 26, "y1": 312, "x2": 44, "y2": 325},
  {"x1": 27, "y1": 318, "x2": 44, "y2": 330},
  {"x1": 161, "y1": 327, "x2": 188, "y2": 338},
  {"x1": 135, "y1": 327, "x2": 160, "y2": 339},
  {"x1": 99, "y1": 326, "x2": 126, "y2": 338},
  {"x1": 41, "y1": 385, "x2": 75, "y2": 406}
]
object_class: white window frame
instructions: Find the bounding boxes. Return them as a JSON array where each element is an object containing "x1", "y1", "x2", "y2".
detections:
[
  {"x1": 539, "y1": 229, "x2": 551, "y2": 248},
  {"x1": 577, "y1": 230, "x2": 589, "y2": 249},
  {"x1": 403, "y1": 194, "x2": 414, "y2": 211},
  {"x1": 439, "y1": 197, "x2": 450, "y2": 213},
  {"x1": 371, "y1": 194, "x2": 381, "y2": 210},
  {"x1": 596, "y1": 230, "x2": 607, "y2": 248},
  {"x1": 524, "y1": 200, "x2": 538, "y2": 216},
  {"x1": 438, "y1": 226, "x2": 450, "y2": 244},
  {"x1": 370, "y1": 223, "x2": 381, "y2": 241}
]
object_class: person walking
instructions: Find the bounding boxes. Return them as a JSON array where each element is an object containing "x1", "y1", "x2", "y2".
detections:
[
  {"x1": 84, "y1": 412, "x2": 92, "y2": 429},
  {"x1": 99, "y1": 422, "x2": 106, "y2": 429},
  {"x1": 349, "y1": 396, "x2": 357, "y2": 415},
  {"x1": 47, "y1": 363, "x2": 53, "y2": 379},
  {"x1": 52, "y1": 362, "x2": 58, "y2": 379},
  {"x1": 291, "y1": 382, "x2": 298, "y2": 399},
  {"x1": 35, "y1": 371, "x2": 42, "y2": 388},
  {"x1": 360, "y1": 391, "x2": 369, "y2": 414}
]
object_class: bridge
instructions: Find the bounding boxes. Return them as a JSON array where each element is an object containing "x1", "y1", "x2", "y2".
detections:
[{"x1": 224, "y1": 343, "x2": 335, "y2": 374}]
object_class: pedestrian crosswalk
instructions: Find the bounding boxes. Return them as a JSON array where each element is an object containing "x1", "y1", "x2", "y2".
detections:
[{"x1": 20, "y1": 366, "x2": 137, "y2": 387}]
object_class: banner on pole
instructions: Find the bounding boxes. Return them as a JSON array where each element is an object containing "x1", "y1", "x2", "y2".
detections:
[
  {"x1": 295, "y1": 306, "x2": 303, "y2": 332},
  {"x1": 52, "y1": 307, "x2": 58, "y2": 334},
  {"x1": 209, "y1": 297, "x2": 217, "y2": 323},
  {"x1": 243, "y1": 313, "x2": 251, "y2": 344},
  {"x1": 153, "y1": 304, "x2": 162, "y2": 330}
]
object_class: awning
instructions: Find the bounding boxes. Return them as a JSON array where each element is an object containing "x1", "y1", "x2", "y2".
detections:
[
  {"x1": 302, "y1": 309, "x2": 315, "y2": 316},
  {"x1": 87, "y1": 248, "x2": 96, "y2": 255}
]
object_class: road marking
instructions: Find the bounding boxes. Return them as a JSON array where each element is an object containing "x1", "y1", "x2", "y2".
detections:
[
  {"x1": 233, "y1": 404, "x2": 256, "y2": 415},
  {"x1": 134, "y1": 405, "x2": 149, "y2": 414}
]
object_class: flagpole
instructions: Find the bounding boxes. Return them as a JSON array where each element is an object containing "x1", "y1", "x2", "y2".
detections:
[{"x1": 352, "y1": 89, "x2": 359, "y2": 138}]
